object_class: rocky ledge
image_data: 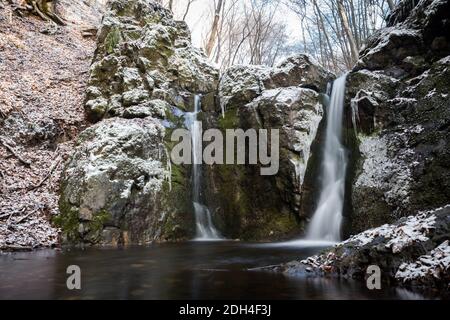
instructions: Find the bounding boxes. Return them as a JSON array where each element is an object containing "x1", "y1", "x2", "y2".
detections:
[
  {"x1": 269, "y1": 206, "x2": 450, "y2": 292},
  {"x1": 58, "y1": 0, "x2": 219, "y2": 245},
  {"x1": 203, "y1": 55, "x2": 333, "y2": 240}
]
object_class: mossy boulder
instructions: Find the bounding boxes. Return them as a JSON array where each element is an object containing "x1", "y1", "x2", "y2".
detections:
[
  {"x1": 55, "y1": 118, "x2": 192, "y2": 244},
  {"x1": 85, "y1": 0, "x2": 218, "y2": 122},
  {"x1": 203, "y1": 55, "x2": 332, "y2": 241}
]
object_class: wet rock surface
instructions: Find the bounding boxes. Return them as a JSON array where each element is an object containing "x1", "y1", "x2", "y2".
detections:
[
  {"x1": 58, "y1": 0, "x2": 219, "y2": 244},
  {"x1": 345, "y1": 0, "x2": 450, "y2": 233},
  {"x1": 269, "y1": 206, "x2": 450, "y2": 292},
  {"x1": 203, "y1": 55, "x2": 333, "y2": 241}
]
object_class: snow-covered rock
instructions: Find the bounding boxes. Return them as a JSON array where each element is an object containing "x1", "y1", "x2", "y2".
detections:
[
  {"x1": 270, "y1": 205, "x2": 450, "y2": 290},
  {"x1": 345, "y1": 0, "x2": 450, "y2": 234},
  {"x1": 396, "y1": 240, "x2": 450, "y2": 288},
  {"x1": 202, "y1": 54, "x2": 332, "y2": 241}
]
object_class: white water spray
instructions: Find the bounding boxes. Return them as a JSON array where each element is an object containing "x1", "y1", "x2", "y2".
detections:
[
  {"x1": 306, "y1": 74, "x2": 348, "y2": 242},
  {"x1": 186, "y1": 95, "x2": 221, "y2": 240}
]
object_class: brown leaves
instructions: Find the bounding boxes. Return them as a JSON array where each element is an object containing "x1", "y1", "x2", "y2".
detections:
[{"x1": 0, "y1": 0, "x2": 104, "y2": 250}]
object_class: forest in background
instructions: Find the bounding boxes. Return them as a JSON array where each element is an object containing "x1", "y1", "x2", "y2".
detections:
[{"x1": 156, "y1": 0, "x2": 399, "y2": 72}]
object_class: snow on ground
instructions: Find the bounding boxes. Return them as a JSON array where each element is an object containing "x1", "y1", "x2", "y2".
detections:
[{"x1": 0, "y1": 1, "x2": 104, "y2": 250}]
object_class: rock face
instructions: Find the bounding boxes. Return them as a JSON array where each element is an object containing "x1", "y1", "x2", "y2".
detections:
[
  {"x1": 270, "y1": 0, "x2": 450, "y2": 293},
  {"x1": 58, "y1": 118, "x2": 170, "y2": 244},
  {"x1": 204, "y1": 55, "x2": 333, "y2": 240},
  {"x1": 345, "y1": 0, "x2": 450, "y2": 234},
  {"x1": 85, "y1": 0, "x2": 218, "y2": 121},
  {"x1": 58, "y1": 0, "x2": 334, "y2": 244},
  {"x1": 272, "y1": 206, "x2": 450, "y2": 291},
  {"x1": 58, "y1": 0, "x2": 219, "y2": 244}
]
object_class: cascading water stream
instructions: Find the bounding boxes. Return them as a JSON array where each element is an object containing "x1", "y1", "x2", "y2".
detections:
[
  {"x1": 185, "y1": 95, "x2": 221, "y2": 240},
  {"x1": 306, "y1": 74, "x2": 348, "y2": 242}
]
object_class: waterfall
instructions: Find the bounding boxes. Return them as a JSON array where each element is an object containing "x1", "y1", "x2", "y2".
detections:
[
  {"x1": 306, "y1": 74, "x2": 348, "y2": 242},
  {"x1": 186, "y1": 95, "x2": 221, "y2": 240}
]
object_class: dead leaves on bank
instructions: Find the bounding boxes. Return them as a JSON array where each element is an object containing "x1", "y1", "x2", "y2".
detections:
[{"x1": 0, "y1": 1, "x2": 103, "y2": 250}]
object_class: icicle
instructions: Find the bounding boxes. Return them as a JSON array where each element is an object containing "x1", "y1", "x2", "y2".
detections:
[
  {"x1": 220, "y1": 97, "x2": 226, "y2": 119},
  {"x1": 351, "y1": 98, "x2": 360, "y2": 137},
  {"x1": 164, "y1": 147, "x2": 172, "y2": 192}
]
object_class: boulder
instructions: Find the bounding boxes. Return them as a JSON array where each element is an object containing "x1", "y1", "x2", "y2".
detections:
[
  {"x1": 203, "y1": 54, "x2": 333, "y2": 241},
  {"x1": 58, "y1": 118, "x2": 171, "y2": 244},
  {"x1": 271, "y1": 206, "x2": 450, "y2": 292},
  {"x1": 58, "y1": 0, "x2": 218, "y2": 244},
  {"x1": 345, "y1": 0, "x2": 450, "y2": 234}
]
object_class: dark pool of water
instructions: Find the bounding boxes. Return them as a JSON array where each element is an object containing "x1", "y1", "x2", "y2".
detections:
[{"x1": 0, "y1": 241, "x2": 427, "y2": 300}]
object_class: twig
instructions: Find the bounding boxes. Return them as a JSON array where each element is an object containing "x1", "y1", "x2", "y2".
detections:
[
  {"x1": 28, "y1": 157, "x2": 61, "y2": 190},
  {"x1": 7, "y1": 207, "x2": 25, "y2": 225},
  {"x1": 0, "y1": 137, "x2": 31, "y2": 167},
  {"x1": 16, "y1": 210, "x2": 36, "y2": 224},
  {"x1": 0, "y1": 212, "x2": 14, "y2": 219}
]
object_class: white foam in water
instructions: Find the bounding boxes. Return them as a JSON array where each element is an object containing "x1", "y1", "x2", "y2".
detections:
[
  {"x1": 306, "y1": 74, "x2": 348, "y2": 242},
  {"x1": 255, "y1": 239, "x2": 337, "y2": 248}
]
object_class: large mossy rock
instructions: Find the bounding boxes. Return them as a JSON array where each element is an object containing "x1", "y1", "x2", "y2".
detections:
[
  {"x1": 57, "y1": 0, "x2": 218, "y2": 245},
  {"x1": 58, "y1": 118, "x2": 180, "y2": 244},
  {"x1": 203, "y1": 55, "x2": 333, "y2": 241},
  {"x1": 85, "y1": 0, "x2": 218, "y2": 122},
  {"x1": 345, "y1": 0, "x2": 450, "y2": 234}
]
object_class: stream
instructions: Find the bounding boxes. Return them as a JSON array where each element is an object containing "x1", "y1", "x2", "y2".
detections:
[{"x1": 0, "y1": 242, "x2": 425, "y2": 300}]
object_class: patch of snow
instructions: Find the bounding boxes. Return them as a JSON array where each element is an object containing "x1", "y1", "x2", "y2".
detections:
[
  {"x1": 425, "y1": 88, "x2": 437, "y2": 99},
  {"x1": 355, "y1": 134, "x2": 413, "y2": 209},
  {"x1": 396, "y1": 240, "x2": 450, "y2": 283},
  {"x1": 363, "y1": 28, "x2": 420, "y2": 58}
]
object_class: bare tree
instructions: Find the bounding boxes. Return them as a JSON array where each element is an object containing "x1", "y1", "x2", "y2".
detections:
[
  {"x1": 205, "y1": 0, "x2": 225, "y2": 57},
  {"x1": 182, "y1": 0, "x2": 196, "y2": 21},
  {"x1": 285, "y1": 0, "x2": 393, "y2": 72}
]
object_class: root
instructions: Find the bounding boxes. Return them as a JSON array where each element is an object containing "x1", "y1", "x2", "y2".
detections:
[{"x1": 17, "y1": 0, "x2": 66, "y2": 26}]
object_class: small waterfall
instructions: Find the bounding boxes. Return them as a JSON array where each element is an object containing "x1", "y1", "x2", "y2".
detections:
[
  {"x1": 306, "y1": 74, "x2": 348, "y2": 242},
  {"x1": 186, "y1": 95, "x2": 221, "y2": 240}
]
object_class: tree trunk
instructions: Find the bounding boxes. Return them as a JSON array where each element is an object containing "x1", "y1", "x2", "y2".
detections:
[
  {"x1": 337, "y1": 0, "x2": 358, "y2": 63},
  {"x1": 205, "y1": 0, "x2": 224, "y2": 57},
  {"x1": 386, "y1": 0, "x2": 395, "y2": 11}
]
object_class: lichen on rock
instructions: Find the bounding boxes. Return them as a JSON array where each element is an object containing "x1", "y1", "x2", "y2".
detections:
[
  {"x1": 203, "y1": 54, "x2": 333, "y2": 241},
  {"x1": 345, "y1": 0, "x2": 450, "y2": 233},
  {"x1": 58, "y1": 0, "x2": 218, "y2": 245}
]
